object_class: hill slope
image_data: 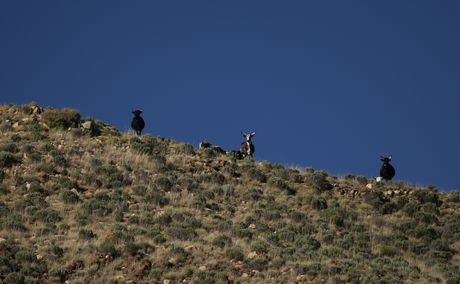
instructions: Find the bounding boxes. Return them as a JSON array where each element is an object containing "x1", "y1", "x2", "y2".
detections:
[{"x1": 0, "y1": 103, "x2": 460, "y2": 284}]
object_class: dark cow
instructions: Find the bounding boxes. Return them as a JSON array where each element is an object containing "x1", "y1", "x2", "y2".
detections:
[
  {"x1": 131, "y1": 110, "x2": 145, "y2": 135},
  {"x1": 379, "y1": 155, "x2": 396, "y2": 181}
]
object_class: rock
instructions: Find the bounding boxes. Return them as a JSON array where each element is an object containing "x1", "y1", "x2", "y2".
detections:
[
  {"x1": 31, "y1": 105, "x2": 42, "y2": 116},
  {"x1": 185, "y1": 245, "x2": 194, "y2": 252},
  {"x1": 82, "y1": 121, "x2": 94, "y2": 130},
  {"x1": 366, "y1": 183, "x2": 373, "y2": 189},
  {"x1": 296, "y1": 275, "x2": 307, "y2": 281}
]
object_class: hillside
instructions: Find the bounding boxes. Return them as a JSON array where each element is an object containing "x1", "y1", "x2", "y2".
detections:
[{"x1": 0, "y1": 103, "x2": 460, "y2": 284}]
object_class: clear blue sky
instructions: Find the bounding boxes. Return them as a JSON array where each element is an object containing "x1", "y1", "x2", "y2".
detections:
[{"x1": 1, "y1": 1, "x2": 459, "y2": 191}]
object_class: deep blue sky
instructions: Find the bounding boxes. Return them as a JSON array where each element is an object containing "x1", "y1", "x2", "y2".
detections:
[{"x1": 1, "y1": 1, "x2": 459, "y2": 191}]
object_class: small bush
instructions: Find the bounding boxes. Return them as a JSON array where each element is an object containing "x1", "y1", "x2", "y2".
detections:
[
  {"x1": 247, "y1": 168, "x2": 267, "y2": 183},
  {"x1": 356, "y1": 175, "x2": 368, "y2": 184},
  {"x1": 145, "y1": 191, "x2": 170, "y2": 206},
  {"x1": 175, "y1": 143, "x2": 195, "y2": 155},
  {"x1": 307, "y1": 170, "x2": 332, "y2": 192},
  {"x1": 0, "y1": 151, "x2": 20, "y2": 167},
  {"x1": 98, "y1": 240, "x2": 118, "y2": 257},
  {"x1": 0, "y1": 142, "x2": 19, "y2": 153},
  {"x1": 0, "y1": 184, "x2": 10, "y2": 195},
  {"x1": 79, "y1": 229, "x2": 96, "y2": 240},
  {"x1": 154, "y1": 176, "x2": 173, "y2": 191},
  {"x1": 61, "y1": 190, "x2": 80, "y2": 204},
  {"x1": 212, "y1": 235, "x2": 233, "y2": 248},
  {"x1": 251, "y1": 240, "x2": 269, "y2": 254},
  {"x1": 132, "y1": 185, "x2": 147, "y2": 195},
  {"x1": 268, "y1": 176, "x2": 295, "y2": 194},
  {"x1": 166, "y1": 223, "x2": 198, "y2": 241},
  {"x1": 16, "y1": 250, "x2": 36, "y2": 263},
  {"x1": 244, "y1": 258, "x2": 269, "y2": 271},
  {"x1": 310, "y1": 196, "x2": 328, "y2": 210},
  {"x1": 42, "y1": 108, "x2": 81, "y2": 129},
  {"x1": 379, "y1": 246, "x2": 399, "y2": 257},
  {"x1": 225, "y1": 247, "x2": 244, "y2": 261}
]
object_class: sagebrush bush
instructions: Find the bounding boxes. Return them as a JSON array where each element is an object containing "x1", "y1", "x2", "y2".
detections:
[
  {"x1": 225, "y1": 247, "x2": 244, "y2": 261},
  {"x1": 61, "y1": 190, "x2": 80, "y2": 204},
  {"x1": 78, "y1": 229, "x2": 95, "y2": 240},
  {"x1": 0, "y1": 151, "x2": 20, "y2": 167},
  {"x1": 212, "y1": 235, "x2": 233, "y2": 248},
  {"x1": 42, "y1": 108, "x2": 81, "y2": 129},
  {"x1": 307, "y1": 170, "x2": 332, "y2": 192}
]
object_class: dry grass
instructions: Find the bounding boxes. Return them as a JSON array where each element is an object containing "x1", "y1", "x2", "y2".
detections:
[{"x1": 0, "y1": 104, "x2": 459, "y2": 283}]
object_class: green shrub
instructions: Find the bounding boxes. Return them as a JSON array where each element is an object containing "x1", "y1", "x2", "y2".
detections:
[
  {"x1": 34, "y1": 208, "x2": 61, "y2": 223},
  {"x1": 0, "y1": 184, "x2": 10, "y2": 195},
  {"x1": 247, "y1": 168, "x2": 267, "y2": 182},
  {"x1": 48, "y1": 267, "x2": 65, "y2": 281},
  {"x1": 61, "y1": 190, "x2": 80, "y2": 204},
  {"x1": 42, "y1": 108, "x2": 81, "y2": 129},
  {"x1": 0, "y1": 142, "x2": 19, "y2": 153},
  {"x1": 225, "y1": 247, "x2": 244, "y2": 261},
  {"x1": 154, "y1": 176, "x2": 173, "y2": 191},
  {"x1": 446, "y1": 190, "x2": 460, "y2": 203},
  {"x1": 212, "y1": 235, "x2": 233, "y2": 248},
  {"x1": 4, "y1": 272, "x2": 25, "y2": 284},
  {"x1": 0, "y1": 151, "x2": 20, "y2": 167},
  {"x1": 79, "y1": 229, "x2": 96, "y2": 240},
  {"x1": 307, "y1": 170, "x2": 332, "y2": 192},
  {"x1": 165, "y1": 223, "x2": 198, "y2": 240},
  {"x1": 378, "y1": 245, "x2": 399, "y2": 257},
  {"x1": 175, "y1": 143, "x2": 195, "y2": 155},
  {"x1": 16, "y1": 250, "x2": 36, "y2": 263},
  {"x1": 4, "y1": 214, "x2": 28, "y2": 231},
  {"x1": 251, "y1": 240, "x2": 269, "y2": 254},
  {"x1": 191, "y1": 271, "x2": 231, "y2": 284},
  {"x1": 310, "y1": 196, "x2": 328, "y2": 210},
  {"x1": 244, "y1": 258, "x2": 269, "y2": 271},
  {"x1": 344, "y1": 173, "x2": 354, "y2": 180},
  {"x1": 268, "y1": 176, "x2": 295, "y2": 194},
  {"x1": 412, "y1": 188, "x2": 442, "y2": 206},
  {"x1": 144, "y1": 191, "x2": 170, "y2": 206},
  {"x1": 98, "y1": 240, "x2": 118, "y2": 257},
  {"x1": 124, "y1": 242, "x2": 140, "y2": 256},
  {"x1": 51, "y1": 245, "x2": 64, "y2": 257},
  {"x1": 295, "y1": 235, "x2": 321, "y2": 251},
  {"x1": 132, "y1": 185, "x2": 147, "y2": 195},
  {"x1": 356, "y1": 175, "x2": 368, "y2": 184}
]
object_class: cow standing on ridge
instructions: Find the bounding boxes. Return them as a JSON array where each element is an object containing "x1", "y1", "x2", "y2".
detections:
[
  {"x1": 379, "y1": 155, "x2": 396, "y2": 181},
  {"x1": 240, "y1": 132, "x2": 256, "y2": 158},
  {"x1": 131, "y1": 110, "x2": 145, "y2": 135}
]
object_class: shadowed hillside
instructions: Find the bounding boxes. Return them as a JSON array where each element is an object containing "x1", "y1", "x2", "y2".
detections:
[{"x1": 0, "y1": 103, "x2": 459, "y2": 284}]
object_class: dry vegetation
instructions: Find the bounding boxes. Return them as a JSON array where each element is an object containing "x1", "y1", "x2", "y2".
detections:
[{"x1": 0, "y1": 103, "x2": 460, "y2": 284}]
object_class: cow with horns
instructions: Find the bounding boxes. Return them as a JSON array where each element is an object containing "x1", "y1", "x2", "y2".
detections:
[
  {"x1": 379, "y1": 155, "x2": 396, "y2": 181},
  {"x1": 240, "y1": 132, "x2": 256, "y2": 158},
  {"x1": 131, "y1": 110, "x2": 145, "y2": 135}
]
